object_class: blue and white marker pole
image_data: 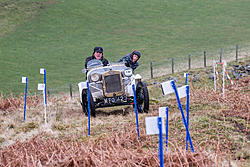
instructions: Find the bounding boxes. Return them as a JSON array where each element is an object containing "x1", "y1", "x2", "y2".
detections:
[
  {"x1": 132, "y1": 84, "x2": 140, "y2": 141},
  {"x1": 145, "y1": 116, "x2": 166, "y2": 167},
  {"x1": 158, "y1": 117, "x2": 164, "y2": 167},
  {"x1": 161, "y1": 80, "x2": 194, "y2": 152},
  {"x1": 40, "y1": 68, "x2": 47, "y2": 106},
  {"x1": 22, "y1": 77, "x2": 28, "y2": 122},
  {"x1": 185, "y1": 85, "x2": 190, "y2": 150},
  {"x1": 166, "y1": 107, "x2": 169, "y2": 151},
  {"x1": 38, "y1": 83, "x2": 46, "y2": 124},
  {"x1": 87, "y1": 82, "x2": 91, "y2": 136},
  {"x1": 184, "y1": 73, "x2": 188, "y2": 85},
  {"x1": 159, "y1": 107, "x2": 169, "y2": 151},
  {"x1": 171, "y1": 81, "x2": 194, "y2": 152}
]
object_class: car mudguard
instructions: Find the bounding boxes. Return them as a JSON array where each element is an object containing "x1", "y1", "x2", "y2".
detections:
[{"x1": 78, "y1": 82, "x2": 87, "y2": 103}]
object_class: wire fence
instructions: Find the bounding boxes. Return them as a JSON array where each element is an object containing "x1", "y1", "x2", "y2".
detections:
[
  {"x1": 139, "y1": 44, "x2": 249, "y2": 79},
  {"x1": 49, "y1": 44, "x2": 249, "y2": 98},
  {"x1": 36, "y1": 44, "x2": 250, "y2": 97}
]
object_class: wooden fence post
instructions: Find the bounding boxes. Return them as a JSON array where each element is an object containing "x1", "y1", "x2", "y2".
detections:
[
  {"x1": 204, "y1": 51, "x2": 206, "y2": 67},
  {"x1": 150, "y1": 62, "x2": 153, "y2": 79},
  {"x1": 236, "y1": 44, "x2": 238, "y2": 62},
  {"x1": 220, "y1": 48, "x2": 222, "y2": 63},
  {"x1": 188, "y1": 54, "x2": 191, "y2": 70},
  {"x1": 47, "y1": 88, "x2": 50, "y2": 96},
  {"x1": 69, "y1": 83, "x2": 72, "y2": 99},
  {"x1": 172, "y1": 58, "x2": 174, "y2": 74}
]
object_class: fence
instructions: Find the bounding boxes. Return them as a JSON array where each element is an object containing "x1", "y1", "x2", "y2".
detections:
[
  {"x1": 60, "y1": 44, "x2": 246, "y2": 97},
  {"x1": 147, "y1": 44, "x2": 248, "y2": 79},
  {"x1": 36, "y1": 44, "x2": 250, "y2": 97}
]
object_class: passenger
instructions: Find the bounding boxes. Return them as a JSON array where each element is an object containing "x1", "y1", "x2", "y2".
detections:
[
  {"x1": 118, "y1": 50, "x2": 141, "y2": 71},
  {"x1": 85, "y1": 47, "x2": 109, "y2": 69}
]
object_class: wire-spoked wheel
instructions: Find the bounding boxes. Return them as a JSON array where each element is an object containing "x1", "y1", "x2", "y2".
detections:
[
  {"x1": 136, "y1": 81, "x2": 149, "y2": 113},
  {"x1": 81, "y1": 89, "x2": 96, "y2": 117}
]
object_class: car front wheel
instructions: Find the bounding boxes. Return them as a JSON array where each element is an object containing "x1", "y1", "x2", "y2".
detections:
[{"x1": 81, "y1": 89, "x2": 96, "y2": 117}]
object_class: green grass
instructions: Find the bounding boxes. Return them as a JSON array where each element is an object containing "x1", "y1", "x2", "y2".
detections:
[{"x1": 1, "y1": 0, "x2": 250, "y2": 95}]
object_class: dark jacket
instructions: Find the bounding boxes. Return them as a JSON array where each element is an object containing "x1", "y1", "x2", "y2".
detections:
[
  {"x1": 85, "y1": 55, "x2": 109, "y2": 69},
  {"x1": 118, "y1": 53, "x2": 139, "y2": 71}
]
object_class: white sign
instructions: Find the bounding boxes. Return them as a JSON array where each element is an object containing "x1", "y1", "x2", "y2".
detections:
[
  {"x1": 161, "y1": 80, "x2": 188, "y2": 99},
  {"x1": 22, "y1": 77, "x2": 27, "y2": 83},
  {"x1": 38, "y1": 83, "x2": 45, "y2": 91},
  {"x1": 40, "y1": 68, "x2": 45, "y2": 74},
  {"x1": 178, "y1": 85, "x2": 188, "y2": 98},
  {"x1": 159, "y1": 107, "x2": 167, "y2": 117},
  {"x1": 145, "y1": 116, "x2": 166, "y2": 135},
  {"x1": 161, "y1": 80, "x2": 174, "y2": 95}
]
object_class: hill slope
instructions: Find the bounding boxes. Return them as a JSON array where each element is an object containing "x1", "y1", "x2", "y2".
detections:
[
  {"x1": 1, "y1": 0, "x2": 250, "y2": 95},
  {"x1": 0, "y1": 59, "x2": 249, "y2": 166}
]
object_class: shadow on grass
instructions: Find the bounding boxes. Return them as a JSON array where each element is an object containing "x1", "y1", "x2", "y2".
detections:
[{"x1": 95, "y1": 106, "x2": 132, "y2": 117}]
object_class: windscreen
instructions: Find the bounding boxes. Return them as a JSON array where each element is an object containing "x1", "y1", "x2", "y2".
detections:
[{"x1": 87, "y1": 59, "x2": 103, "y2": 69}]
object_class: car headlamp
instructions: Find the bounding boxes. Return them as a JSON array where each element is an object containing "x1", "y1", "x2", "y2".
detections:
[
  {"x1": 124, "y1": 69, "x2": 133, "y2": 77},
  {"x1": 90, "y1": 73, "x2": 100, "y2": 82}
]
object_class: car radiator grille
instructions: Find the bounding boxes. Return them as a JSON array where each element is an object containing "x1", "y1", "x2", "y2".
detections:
[
  {"x1": 104, "y1": 74, "x2": 122, "y2": 93},
  {"x1": 102, "y1": 71, "x2": 124, "y2": 97}
]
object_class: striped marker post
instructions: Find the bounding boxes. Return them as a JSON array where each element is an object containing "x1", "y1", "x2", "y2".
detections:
[
  {"x1": 225, "y1": 71, "x2": 233, "y2": 85},
  {"x1": 214, "y1": 62, "x2": 217, "y2": 91},
  {"x1": 222, "y1": 62, "x2": 225, "y2": 98},
  {"x1": 22, "y1": 77, "x2": 28, "y2": 122},
  {"x1": 213, "y1": 61, "x2": 232, "y2": 98}
]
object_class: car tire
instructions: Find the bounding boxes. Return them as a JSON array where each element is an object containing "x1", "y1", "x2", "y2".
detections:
[
  {"x1": 136, "y1": 82, "x2": 149, "y2": 113},
  {"x1": 81, "y1": 89, "x2": 96, "y2": 117}
]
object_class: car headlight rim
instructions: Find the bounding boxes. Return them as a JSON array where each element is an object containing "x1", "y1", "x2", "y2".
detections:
[
  {"x1": 91, "y1": 73, "x2": 100, "y2": 82},
  {"x1": 124, "y1": 69, "x2": 133, "y2": 77}
]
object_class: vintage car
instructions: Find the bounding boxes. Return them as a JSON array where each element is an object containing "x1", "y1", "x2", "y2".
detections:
[{"x1": 78, "y1": 59, "x2": 149, "y2": 117}]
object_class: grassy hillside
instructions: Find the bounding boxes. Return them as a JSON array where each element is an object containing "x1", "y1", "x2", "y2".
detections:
[
  {"x1": 0, "y1": 59, "x2": 249, "y2": 166},
  {"x1": 1, "y1": 0, "x2": 250, "y2": 95}
]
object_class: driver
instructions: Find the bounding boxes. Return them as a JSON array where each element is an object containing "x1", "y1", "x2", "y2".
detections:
[
  {"x1": 118, "y1": 50, "x2": 141, "y2": 71},
  {"x1": 85, "y1": 47, "x2": 109, "y2": 69}
]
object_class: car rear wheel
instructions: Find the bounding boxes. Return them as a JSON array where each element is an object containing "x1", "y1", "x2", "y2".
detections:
[
  {"x1": 81, "y1": 89, "x2": 96, "y2": 117},
  {"x1": 136, "y1": 82, "x2": 149, "y2": 113}
]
